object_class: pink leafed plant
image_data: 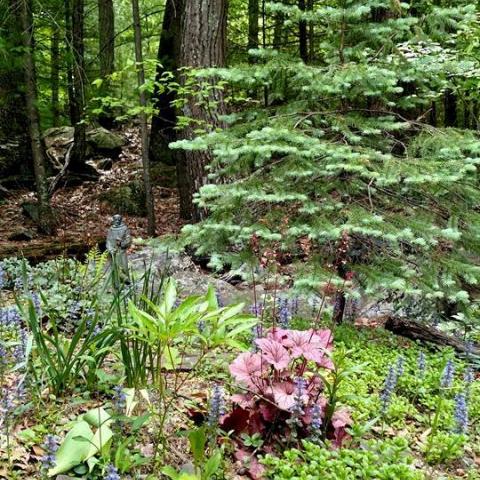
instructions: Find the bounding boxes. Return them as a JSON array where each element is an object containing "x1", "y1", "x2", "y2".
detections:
[{"x1": 222, "y1": 327, "x2": 352, "y2": 460}]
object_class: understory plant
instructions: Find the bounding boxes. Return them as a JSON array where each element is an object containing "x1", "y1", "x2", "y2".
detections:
[
  {"x1": 122, "y1": 279, "x2": 256, "y2": 459},
  {"x1": 262, "y1": 437, "x2": 425, "y2": 480},
  {"x1": 21, "y1": 295, "x2": 115, "y2": 395},
  {"x1": 45, "y1": 391, "x2": 149, "y2": 478},
  {"x1": 223, "y1": 325, "x2": 353, "y2": 462},
  {"x1": 123, "y1": 279, "x2": 256, "y2": 386},
  {"x1": 161, "y1": 426, "x2": 223, "y2": 480}
]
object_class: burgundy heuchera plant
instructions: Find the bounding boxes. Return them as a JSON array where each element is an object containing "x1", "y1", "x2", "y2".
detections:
[{"x1": 223, "y1": 327, "x2": 352, "y2": 461}]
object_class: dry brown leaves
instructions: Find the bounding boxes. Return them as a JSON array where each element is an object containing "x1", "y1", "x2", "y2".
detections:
[{"x1": 0, "y1": 127, "x2": 184, "y2": 255}]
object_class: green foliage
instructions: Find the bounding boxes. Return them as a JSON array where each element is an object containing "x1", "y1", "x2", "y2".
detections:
[
  {"x1": 47, "y1": 400, "x2": 148, "y2": 477},
  {"x1": 262, "y1": 437, "x2": 425, "y2": 479},
  {"x1": 161, "y1": 426, "x2": 223, "y2": 480},
  {"x1": 174, "y1": 0, "x2": 480, "y2": 312},
  {"x1": 22, "y1": 294, "x2": 114, "y2": 396},
  {"x1": 424, "y1": 432, "x2": 466, "y2": 465},
  {"x1": 121, "y1": 279, "x2": 256, "y2": 387}
]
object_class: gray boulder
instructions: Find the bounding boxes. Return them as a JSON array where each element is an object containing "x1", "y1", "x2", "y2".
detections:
[
  {"x1": 43, "y1": 126, "x2": 125, "y2": 166},
  {"x1": 129, "y1": 247, "x2": 243, "y2": 303}
]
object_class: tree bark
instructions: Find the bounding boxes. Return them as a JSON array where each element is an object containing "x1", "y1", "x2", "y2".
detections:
[
  {"x1": 70, "y1": 0, "x2": 86, "y2": 169},
  {"x1": 272, "y1": 6, "x2": 284, "y2": 50},
  {"x1": 176, "y1": 0, "x2": 227, "y2": 221},
  {"x1": 131, "y1": 0, "x2": 156, "y2": 235},
  {"x1": 299, "y1": 0, "x2": 308, "y2": 62},
  {"x1": 50, "y1": 26, "x2": 61, "y2": 127},
  {"x1": 385, "y1": 316, "x2": 480, "y2": 356},
  {"x1": 98, "y1": 0, "x2": 114, "y2": 78},
  {"x1": 98, "y1": 0, "x2": 115, "y2": 128},
  {"x1": 64, "y1": 0, "x2": 76, "y2": 124},
  {"x1": 19, "y1": 0, "x2": 54, "y2": 233},
  {"x1": 444, "y1": 88, "x2": 457, "y2": 127},
  {"x1": 149, "y1": 0, "x2": 184, "y2": 165},
  {"x1": 247, "y1": 0, "x2": 259, "y2": 51},
  {"x1": 0, "y1": 0, "x2": 32, "y2": 184},
  {"x1": 308, "y1": 0, "x2": 314, "y2": 62}
]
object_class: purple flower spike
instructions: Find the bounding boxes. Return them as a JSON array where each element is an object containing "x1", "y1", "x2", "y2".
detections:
[
  {"x1": 440, "y1": 359, "x2": 455, "y2": 389},
  {"x1": 310, "y1": 404, "x2": 322, "y2": 431},
  {"x1": 453, "y1": 393, "x2": 468, "y2": 434},
  {"x1": 208, "y1": 384, "x2": 225, "y2": 427},
  {"x1": 112, "y1": 386, "x2": 126, "y2": 413},
  {"x1": 380, "y1": 365, "x2": 398, "y2": 414},
  {"x1": 417, "y1": 351, "x2": 426, "y2": 377},
  {"x1": 40, "y1": 434, "x2": 59, "y2": 472},
  {"x1": 104, "y1": 464, "x2": 120, "y2": 480},
  {"x1": 278, "y1": 299, "x2": 290, "y2": 328}
]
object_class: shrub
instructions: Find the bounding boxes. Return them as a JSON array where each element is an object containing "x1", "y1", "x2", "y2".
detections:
[{"x1": 223, "y1": 326, "x2": 352, "y2": 455}]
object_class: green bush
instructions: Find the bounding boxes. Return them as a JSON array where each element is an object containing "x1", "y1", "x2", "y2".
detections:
[{"x1": 262, "y1": 438, "x2": 424, "y2": 480}]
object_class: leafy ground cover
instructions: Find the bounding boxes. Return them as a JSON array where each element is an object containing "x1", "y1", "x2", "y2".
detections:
[{"x1": 0, "y1": 253, "x2": 478, "y2": 479}]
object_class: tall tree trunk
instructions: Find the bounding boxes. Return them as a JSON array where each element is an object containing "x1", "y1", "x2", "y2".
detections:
[
  {"x1": 98, "y1": 0, "x2": 115, "y2": 128},
  {"x1": 0, "y1": 0, "x2": 32, "y2": 184},
  {"x1": 444, "y1": 88, "x2": 457, "y2": 127},
  {"x1": 149, "y1": 0, "x2": 184, "y2": 165},
  {"x1": 177, "y1": 0, "x2": 227, "y2": 221},
  {"x1": 68, "y1": 0, "x2": 96, "y2": 178},
  {"x1": 131, "y1": 0, "x2": 156, "y2": 235},
  {"x1": 429, "y1": 101, "x2": 437, "y2": 127},
  {"x1": 98, "y1": 0, "x2": 114, "y2": 78},
  {"x1": 247, "y1": 0, "x2": 259, "y2": 51},
  {"x1": 308, "y1": 0, "x2": 314, "y2": 62},
  {"x1": 64, "y1": 0, "x2": 76, "y2": 124},
  {"x1": 20, "y1": 0, "x2": 54, "y2": 233},
  {"x1": 70, "y1": 0, "x2": 86, "y2": 168},
  {"x1": 299, "y1": 0, "x2": 308, "y2": 62},
  {"x1": 50, "y1": 27, "x2": 60, "y2": 127}
]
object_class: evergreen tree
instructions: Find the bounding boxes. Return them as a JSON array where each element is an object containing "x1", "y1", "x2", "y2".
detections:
[{"x1": 173, "y1": 1, "x2": 480, "y2": 315}]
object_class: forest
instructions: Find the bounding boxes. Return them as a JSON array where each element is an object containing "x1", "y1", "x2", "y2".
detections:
[{"x1": 0, "y1": 0, "x2": 480, "y2": 478}]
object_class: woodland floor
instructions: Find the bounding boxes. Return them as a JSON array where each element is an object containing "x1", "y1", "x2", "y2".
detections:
[{"x1": 0, "y1": 126, "x2": 183, "y2": 260}]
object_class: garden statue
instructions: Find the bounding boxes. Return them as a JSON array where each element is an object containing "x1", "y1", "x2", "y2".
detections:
[{"x1": 106, "y1": 214, "x2": 132, "y2": 283}]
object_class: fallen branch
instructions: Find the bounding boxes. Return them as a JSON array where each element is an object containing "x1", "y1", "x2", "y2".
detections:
[
  {"x1": 384, "y1": 316, "x2": 479, "y2": 356},
  {"x1": 48, "y1": 142, "x2": 74, "y2": 194},
  {"x1": 0, "y1": 237, "x2": 103, "y2": 263}
]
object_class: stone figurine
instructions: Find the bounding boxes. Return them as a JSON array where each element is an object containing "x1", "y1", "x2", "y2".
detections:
[{"x1": 106, "y1": 214, "x2": 132, "y2": 282}]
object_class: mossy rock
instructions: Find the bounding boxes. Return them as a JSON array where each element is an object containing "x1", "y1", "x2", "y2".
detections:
[
  {"x1": 43, "y1": 126, "x2": 74, "y2": 148},
  {"x1": 150, "y1": 162, "x2": 177, "y2": 188},
  {"x1": 99, "y1": 181, "x2": 146, "y2": 216},
  {"x1": 43, "y1": 126, "x2": 125, "y2": 159},
  {"x1": 86, "y1": 127, "x2": 125, "y2": 153}
]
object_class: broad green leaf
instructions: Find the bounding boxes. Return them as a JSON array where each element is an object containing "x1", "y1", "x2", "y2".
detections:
[
  {"x1": 131, "y1": 413, "x2": 151, "y2": 431},
  {"x1": 188, "y1": 427, "x2": 206, "y2": 466},
  {"x1": 83, "y1": 407, "x2": 111, "y2": 427},
  {"x1": 203, "y1": 451, "x2": 222, "y2": 479},
  {"x1": 48, "y1": 421, "x2": 93, "y2": 476},
  {"x1": 161, "y1": 466, "x2": 181, "y2": 479},
  {"x1": 125, "y1": 388, "x2": 136, "y2": 416},
  {"x1": 205, "y1": 285, "x2": 217, "y2": 309},
  {"x1": 87, "y1": 456, "x2": 99, "y2": 473},
  {"x1": 85, "y1": 424, "x2": 114, "y2": 460},
  {"x1": 160, "y1": 278, "x2": 177, "y2": 317}
]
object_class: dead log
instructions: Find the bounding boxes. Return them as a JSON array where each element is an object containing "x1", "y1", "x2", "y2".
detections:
[
  {"x1": 0, "y1": 237, "x2": 103, "y2": 263},
  {"x1": 384, "y1": 316, "x2": 479, "y2": 356}
]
